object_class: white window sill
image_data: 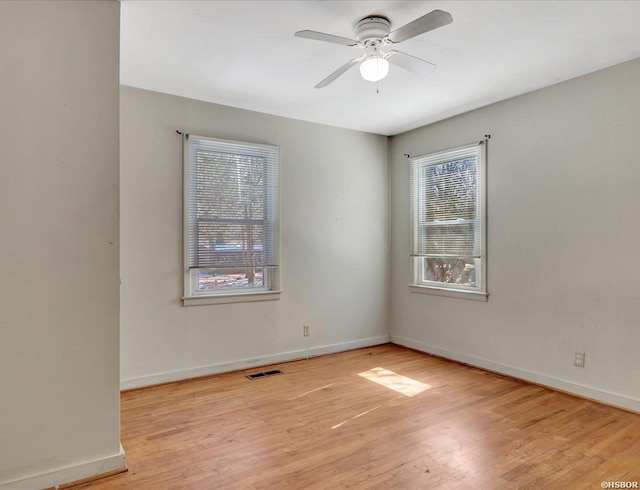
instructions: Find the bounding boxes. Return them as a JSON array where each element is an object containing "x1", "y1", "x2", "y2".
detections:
[
  {"x1": 182, "y1": 290, "x2": 281, "y2": 306},
  {"x1": 409, "y1": 285, "x2": 488, "y2": 302}
]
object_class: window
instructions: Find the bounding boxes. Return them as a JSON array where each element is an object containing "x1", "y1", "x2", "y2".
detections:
[
  {"x1": 183, "y1": 135, "x2": 280, "y2": 304},
  {"x1": 409, "y1": 142, "x2": 487, "y2": 299}
]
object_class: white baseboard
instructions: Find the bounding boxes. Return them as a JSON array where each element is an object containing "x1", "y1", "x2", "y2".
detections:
[
  {"x1": 121, "y1": 336, "x2": 390, "y2": 390},
  {"x1": 391, "y1": 335, "x2": 640, "y2": 413},
  {"x1": 0, "y1": 444, "x2": 125, "y2": 490}
]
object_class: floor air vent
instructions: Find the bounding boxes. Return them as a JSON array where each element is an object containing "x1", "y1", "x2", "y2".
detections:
[{"x1": 246, "y1": 369, "x2": 282, "y2": 380}]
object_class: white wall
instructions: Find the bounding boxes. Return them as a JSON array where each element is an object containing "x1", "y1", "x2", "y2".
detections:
[
  {"x1": 120, "y1": 86, "x2": 389, "y2": 389},
  {"x1": 389, "y1": 58, "x2": 640, "y2": 411},
  {"x1": 0, "y1": 1, "x2": 123, "y2": 488}
]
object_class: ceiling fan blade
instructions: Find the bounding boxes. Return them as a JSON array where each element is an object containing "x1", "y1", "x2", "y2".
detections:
[
  {"x1": 295, "y1": 30, "x2": 359, "y2": 47},
  {"x1": 315, "y1": 56, "x2": 364, "y2": 89},
  {"x1": 387, "y1": 51, "x2": 436, "y2": 77},
  {"x1": 387, "y1": 10, "x2": 453, "y2": 44}
]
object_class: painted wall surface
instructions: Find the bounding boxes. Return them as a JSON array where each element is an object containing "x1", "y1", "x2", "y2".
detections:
[
  {"x1": 0, "y1": 1, "x2": 122, "y2": 488},
  {"x1": 120, "y1": 86, "x2": 389, "y2": 388},
  {"x1": 389, "y1": 58, "x2": 640, "y2": 411}
]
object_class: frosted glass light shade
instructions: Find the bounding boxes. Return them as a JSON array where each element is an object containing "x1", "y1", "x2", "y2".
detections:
[{"x1": 359, "y1": 56, "x2": 389, "y2": 82}]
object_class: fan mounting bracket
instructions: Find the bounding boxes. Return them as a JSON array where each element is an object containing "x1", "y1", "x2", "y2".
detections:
[{"x1": 355, "y1": 16, "x2": 391, "y2": 43}]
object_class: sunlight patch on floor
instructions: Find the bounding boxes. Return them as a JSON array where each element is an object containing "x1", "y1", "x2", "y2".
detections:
[
  {"x1": 288, "y1": 383, "x2": 335, "y2": 400},
  {"x1": 332, "y1": 406, "x2": 381, "y2": 429},
  {"x1": 358, "y1": 367, "x2": 431, "y2": 397}
]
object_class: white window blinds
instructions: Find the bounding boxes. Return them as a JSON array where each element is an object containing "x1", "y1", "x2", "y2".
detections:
[
  {"x1": 184, "y1": 135, "x2": 279, "y2": 294},
  {"x1": 409, "y1": 142, "x2": 486, "y2": 292}
]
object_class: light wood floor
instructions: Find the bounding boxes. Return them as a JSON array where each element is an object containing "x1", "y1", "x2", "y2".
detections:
[{"x1": 81, "y1": 345, "x2": 640, "y2": 489}]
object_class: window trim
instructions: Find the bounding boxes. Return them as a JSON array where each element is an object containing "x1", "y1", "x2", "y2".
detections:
[
  {"x1": 409, "y1": 285, "x2": 488, "y2": 302},
  {"x1": 182, "y1": 290, "x2": 281, "y2": 307},
  {"x1": 182, "y1": 134, "x2": 280, "y2": 305},
  {"x1": 409, "y1": 141, "x2": 487, "y2": 299}
]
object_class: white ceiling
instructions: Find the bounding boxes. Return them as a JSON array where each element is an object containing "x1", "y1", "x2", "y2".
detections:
[{"x1": 121, "y1": 0, "x2": 640, "y2": 135}]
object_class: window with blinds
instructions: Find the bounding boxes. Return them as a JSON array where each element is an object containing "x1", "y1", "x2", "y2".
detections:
[
  {"x1": 409, "y1": 142, "x2": 486, "y2": 294},
  {"x1": 184, "y1": 135, "x2": 279, "y2": 297}
]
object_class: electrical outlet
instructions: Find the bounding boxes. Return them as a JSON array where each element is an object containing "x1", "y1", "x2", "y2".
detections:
[
  {"x1": 303, "y1": 324, "x2": 310, "y2": 337},
  {"x1": 574, "y1": 351, "x2": 585, "y2": 367}
]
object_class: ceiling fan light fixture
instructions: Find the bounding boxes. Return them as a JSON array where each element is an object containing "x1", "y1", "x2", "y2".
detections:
[
  {"x1": 295, "y1": 9, "x2": 452, "y2": 88},
  {"x1": 359, "y1": 56, "x2": 389, "y2": 82}
]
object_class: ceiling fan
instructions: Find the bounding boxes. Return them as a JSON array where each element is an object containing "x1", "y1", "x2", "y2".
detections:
[{"x1": 294, "y1": 9, "x2": 453, "y2": 88}]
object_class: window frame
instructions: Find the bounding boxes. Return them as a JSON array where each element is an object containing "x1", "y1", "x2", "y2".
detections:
[
  {"x1": 182, "y1": 134, "x2": 281, "y2": 306},
  {"x1": 409, "y1": 142, "x2": 488, "y2": 301}
]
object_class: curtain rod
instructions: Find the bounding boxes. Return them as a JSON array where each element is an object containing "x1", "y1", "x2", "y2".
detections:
[{"x1": 404, "y1": 134, "x2": 490, "y2": 158}]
